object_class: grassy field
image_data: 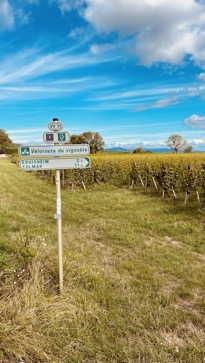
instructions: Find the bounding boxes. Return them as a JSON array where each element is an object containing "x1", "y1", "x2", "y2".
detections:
[
  {"x1": 0, "y1": 157, "x2": 205, "y2": 363},
  {"x1": 91, "y1": 151, "x2": 205, "y2": 162}
]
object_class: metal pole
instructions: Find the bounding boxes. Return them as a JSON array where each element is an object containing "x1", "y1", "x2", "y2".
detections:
[{"x1": 55, "y1": 169, "x2": 63, "y2": 294}]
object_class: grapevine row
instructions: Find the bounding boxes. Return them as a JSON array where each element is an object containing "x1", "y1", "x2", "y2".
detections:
[{"x1": 36, "y1": 155, "x2": 205, "y2": 204}]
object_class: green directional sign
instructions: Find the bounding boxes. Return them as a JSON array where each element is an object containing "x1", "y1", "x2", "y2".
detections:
[
  {"x1": 18, "y1": 144, "x2": 90, "y2": 157},
  {"x1": 19, "y1": 157, "x2": 91, "y2": 170}
]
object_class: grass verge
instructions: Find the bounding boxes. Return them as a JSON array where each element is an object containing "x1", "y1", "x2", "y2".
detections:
[{"x1": 0, "y1": 159, "x2": 205, "y2": 363}]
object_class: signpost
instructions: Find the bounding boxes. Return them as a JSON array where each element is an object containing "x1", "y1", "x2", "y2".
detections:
[
  {"x1": 55, "y1": 169, "x2": 63, "y2": 294},
  {"x1": 18, "y1": 118, "x2": 90, "y2": 294}
]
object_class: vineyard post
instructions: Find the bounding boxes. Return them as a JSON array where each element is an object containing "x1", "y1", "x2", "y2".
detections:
[
  {"x1": 130, "y1": 178, "x2": 135, "y2": 189},
  {"x1": 139, "y1": 174, "x2": 145, "y2": 189},
  {"x1": 152, "y1": 177, "x2": 159, "y2": 192},
  {"x1": 82, "y1": 180, "x2": 87, "y2": 191},
  {"x1": 196, "y1": 191, "x2": 200, "y2": 203}
]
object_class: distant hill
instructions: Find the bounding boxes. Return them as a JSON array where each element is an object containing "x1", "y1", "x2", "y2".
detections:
[
  {"x1": 105, "y1": 147, "x2": 130, "y2": 152},
  {"x1": 105, "y1": 147, "x2": 171, "y2": 153},
  {"x1": 145, "y1": 148, "x2": 170, "y2": 153}
]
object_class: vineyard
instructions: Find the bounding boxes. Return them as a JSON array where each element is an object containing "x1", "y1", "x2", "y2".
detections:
[{"x1": 35, "y1": 152, "x2": 205, "y2": 204}]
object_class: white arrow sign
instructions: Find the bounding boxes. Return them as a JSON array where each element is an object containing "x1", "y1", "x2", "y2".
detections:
[
  {"x1": 20, "y1": 157, "x2": 91, "y2": 170},
  {"x1": 18, "y1": 144, "x2": 90, "y2": 157}
]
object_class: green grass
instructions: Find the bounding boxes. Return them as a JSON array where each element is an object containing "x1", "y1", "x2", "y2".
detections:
[{"x1": 0, "y1": 158, "x2": 205, "y2": 363}]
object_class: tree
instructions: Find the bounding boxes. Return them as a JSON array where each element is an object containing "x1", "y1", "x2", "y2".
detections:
[
  {"x1": 133, "y1": 147, "x2": 144, "y2": 153},
  {"x1": 165, "y1": 134, "x2": 187, "y2": 153},
  {"x1": 70, "y1": 131, "x2": 104, "y2": 153},
  {"x1": 0, "y1": 129, "x2": 17, "y2": 154},
  {"x1": 133, "y1": 147, "x2": 153, "y2": 154},
  {"x1": 69, "y1": 134, "x2": 86, "y2": 144},
  {"x1": 184, "y1": 145, "x2": 193, "y2": 153}
]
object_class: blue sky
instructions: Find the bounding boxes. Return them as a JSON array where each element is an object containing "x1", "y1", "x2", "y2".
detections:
[{"x1": 1, "y1": 0, "x2": 205, "y2": 150}]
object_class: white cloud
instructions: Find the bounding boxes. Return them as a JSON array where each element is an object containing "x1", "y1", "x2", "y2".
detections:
[
  {"x1": 26, "y1": 0, "x2": 39, "y2": 3},
  {"x1": 134, "y1": 96, "x2": 179, "y2": 111},
  {"x1": 52, "y1": 0, "x2": 84, "y2": 13},
  {"x1": 8, "y1": 128, "x2": 45, "y2": 134},
  {"x1": 16, "y1": 9, "x2": 31, "y2": 25},
  {"x1": 0, "y1": 44, "x2": 118, "y2": 100},
  {"x1": 189, "y1": 138, "x2": 205, "y2": 145},
  {"x1": 90, "y1": 43, "x2": 116, "y2": 55},
  {"x1": 197, "y1": 72, "x2": 205, "y2": 80},
  {"x1": 82, "y1": 0, "x2": 205, "y2": 66},
  {"x1": 105, "y1": 140, "x2": 169, "y2": 150},
  {"x1": 184, "y1": 114, "x2": 205, "y2": 129},
  {"x1": 105, "y1": 138, "x2": 205, "y2": 150},
  {"x1": 0, "y1": 47, "x2": 116, "y2": 85},
  {"x1": 21, "y1": 0, "x2": 39, "y2": 3},
  {"x1": 68, "y1": 27, "x2": 84, "y2": 39},
  {"x1": 0, "y1": 0, "x2": 14, "y2": 29},
  {"x1": 93, "y1": 86, "x2": 185, "y2": 101}
]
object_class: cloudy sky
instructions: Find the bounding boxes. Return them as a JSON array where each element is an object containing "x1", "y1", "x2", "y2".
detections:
[{"x1": 1, "y1": 0, "x2": 205, "y2": 150}]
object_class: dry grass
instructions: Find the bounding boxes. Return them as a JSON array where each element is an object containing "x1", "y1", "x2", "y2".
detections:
[{"x1": 0, "y1": 158, "x2": 205, "y2": 362}]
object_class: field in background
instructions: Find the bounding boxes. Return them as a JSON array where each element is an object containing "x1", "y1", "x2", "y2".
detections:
[
  {"x1": 0, "y1": 157, "x2": 205, "y2": 363},
  {"x1": 91, "y1": 151, "x2": 205, "y2": 162}
]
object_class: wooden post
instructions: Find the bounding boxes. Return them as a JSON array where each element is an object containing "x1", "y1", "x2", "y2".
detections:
[
  {"x1": 196, "y1": 191, "x2": 200, "y2": 203},
  {"x1": 139, "y1": 174, "x2": 145, "y2": 189},
  {"x1": 55, "y1": 170, "x2": 63, "y2": 294},
  {"x1": 152, "y1": 177, "x2": 159, "y2": 192},
  {"x1": 82, "y1": 180, "x2": 87, "y2": 191},
  {"x1": 185, "y1": 192, "x2": 189, "y2": 204},
  {"x1": 172, "y1": 188, "x2": 177, "y2": 199},
  {"x1": 130, "y1": 178, "x2": 135, "y2": 189},
  {"x1": 144, "y1": 178, "x2": 148, "y2": 194}
]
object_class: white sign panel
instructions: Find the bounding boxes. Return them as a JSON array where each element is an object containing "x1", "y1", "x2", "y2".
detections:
[
  {"x1": 18, "y1": 144, "x2": 90, "y2": 157},
  {"x1": 20, "y1": 157, "x2": 91, "y2": 170},
  {"x1": 43, "y1": 132, "x2": 70, "y2": 143},
  {"x1": 48, "y1": 121, "x2": 64, "y2": 131}
]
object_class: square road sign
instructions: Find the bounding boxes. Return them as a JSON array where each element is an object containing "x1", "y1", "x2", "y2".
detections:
[
  {"x1": 58, "y1": 133, "x2": 66, "y2": 141},
  {"x1": 19, "y1": 147, "x2": 30, "y2": 156},
  {"x1": 46, "y1": 133, "x2": 54, "y2": 141}
]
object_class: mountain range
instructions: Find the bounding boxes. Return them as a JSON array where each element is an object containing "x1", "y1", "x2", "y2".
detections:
[{"x1": 105, "y1": 147, "x2": 171, "y2": 153}]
